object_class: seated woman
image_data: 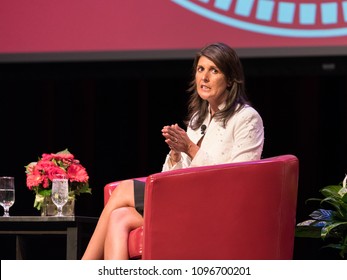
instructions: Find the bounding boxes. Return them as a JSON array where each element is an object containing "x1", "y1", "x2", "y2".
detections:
[{"x1": 82, "y1": 42, "x2": 264, "y2": 260}]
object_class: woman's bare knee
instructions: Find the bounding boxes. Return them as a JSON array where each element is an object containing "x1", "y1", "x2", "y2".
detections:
[
  {"x1": 109, "y1": 207, "x2": 143, "y2": 230},
  {"x1": 106, "y1": 180, "x2": 135, "y2": 209}
]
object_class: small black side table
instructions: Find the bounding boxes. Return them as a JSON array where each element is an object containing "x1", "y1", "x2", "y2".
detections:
[{"x1": 0, "y1": 216, "x2": 98, "y2": 260}]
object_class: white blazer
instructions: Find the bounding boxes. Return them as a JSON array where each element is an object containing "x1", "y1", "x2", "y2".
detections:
[{"x1": 162, "y1": 104, "x2": 264, "y2": 171}]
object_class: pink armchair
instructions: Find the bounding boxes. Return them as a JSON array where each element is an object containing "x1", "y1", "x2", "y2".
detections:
[{"x1": 104, "y1": 154, "x2": 299, "y2": 260}]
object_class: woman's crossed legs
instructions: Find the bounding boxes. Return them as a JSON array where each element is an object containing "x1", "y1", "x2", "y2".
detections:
[{"x1": 82, "y1": 180, "x2": 144, "y2": 260}]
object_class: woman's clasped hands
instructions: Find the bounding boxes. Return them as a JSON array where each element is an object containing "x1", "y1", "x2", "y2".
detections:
[{"x1": 162, "y1": 124, "x2": 197, "y2": 161}]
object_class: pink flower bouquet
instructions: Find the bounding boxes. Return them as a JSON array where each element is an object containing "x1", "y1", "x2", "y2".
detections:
[{"x1": 25, "y1": 148, "x2": 91, "y2": 210}]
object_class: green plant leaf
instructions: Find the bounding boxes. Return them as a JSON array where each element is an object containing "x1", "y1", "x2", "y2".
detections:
[
  {"x1": 320, "y1": 197, "x2": 346, "y2": 218},
  {"x1": 321, "y1": 185, "x2": 342, "y2": 199},
  {"x1": 295, "y1": 225, "x2": 321, "y2": 238},
  {"x1": 305, "y1": 198, "x2": 322, "y2": 204},
  {"x1": 37, "y1": 189, "x2": 51, "y2": 197},
  {"x1": 73, "y1": 183, "x2": 92, "y2": 196},
  {"x1": 57, "y1": 148, "x2": 71, "y2": 154},
  {"x1": 321, "y1": 221, "x2": 347, "y2": 239},
  {"x1": 298, "y1": 178, "x2": 347, "y2": 258}
]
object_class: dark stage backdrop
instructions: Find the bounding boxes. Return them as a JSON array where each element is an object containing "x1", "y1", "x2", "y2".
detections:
[{"x1": 1, "y1": 56, "x2": 347, "y2": 259}]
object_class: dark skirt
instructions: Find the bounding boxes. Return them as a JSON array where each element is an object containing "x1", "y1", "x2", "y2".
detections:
[{"x1": 134, "y1": 179, "x2": 145, "y2": 216}]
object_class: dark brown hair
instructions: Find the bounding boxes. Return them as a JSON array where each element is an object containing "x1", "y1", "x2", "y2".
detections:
[{"x1": 185, "y1": 42, "x2": 250, "y2": 129}]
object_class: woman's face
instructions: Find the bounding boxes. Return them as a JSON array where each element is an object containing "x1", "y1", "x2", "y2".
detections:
[{"x1": 195, "y1": 55, "x2": 229, "y2": 109}]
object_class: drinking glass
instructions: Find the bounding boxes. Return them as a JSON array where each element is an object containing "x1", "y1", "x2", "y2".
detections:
[
  {"x1": 0, "y1": 176, "x2": 15, "y2": 217},
  {"x1": 51, "y1": 175, "x2": 68, "y2": 217}
]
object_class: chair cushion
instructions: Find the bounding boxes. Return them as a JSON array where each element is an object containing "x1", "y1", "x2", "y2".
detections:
[{"x1": 128, "y1": 226, "x2": 143, "y2": 259}]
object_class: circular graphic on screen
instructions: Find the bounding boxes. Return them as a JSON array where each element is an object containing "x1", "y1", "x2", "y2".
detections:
[{"x1": 172, "y1": 0, "x2": 347, "y2": 37}]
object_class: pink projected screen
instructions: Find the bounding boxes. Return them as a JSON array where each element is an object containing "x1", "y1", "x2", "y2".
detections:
[{"x1": 1, "y1": 0, "x2": 347, "y2": 61}]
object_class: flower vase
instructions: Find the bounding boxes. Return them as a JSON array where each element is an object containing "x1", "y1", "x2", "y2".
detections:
[{"x1": 40, "y1": 195, "x2": 75, "y2": 216}]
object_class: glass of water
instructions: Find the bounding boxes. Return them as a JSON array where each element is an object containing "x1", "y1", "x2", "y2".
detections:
[
  {"x1": 0, "y1": 176, "x2": 15, "y2": 217},
  {"x1": 51, "y1": 174, "x2": 68, "y2": 217}
]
